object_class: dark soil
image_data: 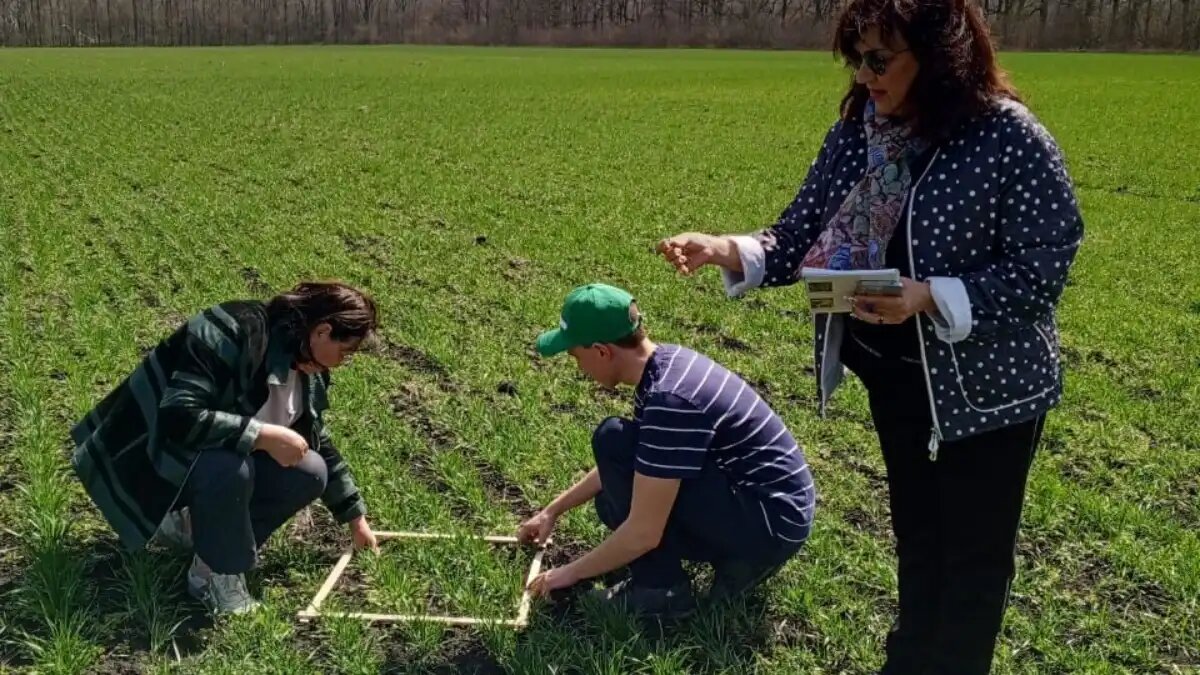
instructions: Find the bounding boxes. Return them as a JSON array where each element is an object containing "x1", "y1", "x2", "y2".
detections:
[
  {"x1": 390, "y1": 384, "x2": 537, "y2": 520},
  {"x1": 240, "y1": 266, "x2": 272, "y2": 297},
  {"x1": 379, "y1": 339, "x2": 458, "y2": 393}
]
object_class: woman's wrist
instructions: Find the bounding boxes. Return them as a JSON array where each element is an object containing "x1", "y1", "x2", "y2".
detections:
[
  {"x1": 920, "y1": 280, "x2": 938, "y2": 315},
  {"x1": 719, "y1": 236, "x2": 744, "y2": 273},
  {"x1": 251, "y1": 424, "x2": 276, "y2": 450}
]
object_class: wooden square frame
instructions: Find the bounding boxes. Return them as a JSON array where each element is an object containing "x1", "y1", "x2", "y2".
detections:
[{"x1": 296, "y1": 531, "x2": 547, "y2": 629}]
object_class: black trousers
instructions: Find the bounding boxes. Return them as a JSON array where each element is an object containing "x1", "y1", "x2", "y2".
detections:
[
  {"x1": 590, "y1": 416, "x2": 802, "y2": 589},
  {"x1": 183, "y1": 449, "x2": 328, "y2": 574},
  {"x1": 842, "y1": 334, "x2": 1044, "y2": 675}
]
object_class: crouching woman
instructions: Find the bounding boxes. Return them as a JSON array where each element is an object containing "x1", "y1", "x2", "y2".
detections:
[{"x1": 71, "y1": 281, "x2": 380, "y2": 615}]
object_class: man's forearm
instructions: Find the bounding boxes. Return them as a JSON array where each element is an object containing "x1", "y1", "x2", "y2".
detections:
[
  {"x1": 564, "y1": 521, "x2": 658, "y2": 582},
  {"x1": 544, "y1": 468, "x2": 601, "y2": 517}
]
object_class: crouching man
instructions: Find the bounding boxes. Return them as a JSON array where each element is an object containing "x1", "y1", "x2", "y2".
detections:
[{"x1": 520, "y1": 283, "x2": 816, "y2": 618}]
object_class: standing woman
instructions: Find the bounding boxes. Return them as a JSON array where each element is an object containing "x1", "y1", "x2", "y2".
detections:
[
  {"x1": 72, "y1": 281, "x2": 380, "y2": 615},
  {"x1": 659, "y1": 0, "x2": 1083, "y2": 671}
]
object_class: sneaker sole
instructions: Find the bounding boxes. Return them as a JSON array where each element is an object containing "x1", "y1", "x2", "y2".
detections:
[
  {"x1": 190, "y1": 576, "x2": 263, "y2": 616},
  {"x1": 189, "y1": 585, "x2": 261, "y2": 616}
]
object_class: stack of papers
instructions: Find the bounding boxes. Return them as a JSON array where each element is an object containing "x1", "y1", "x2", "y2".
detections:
[{"x1": 800, "y1": 267, "x2": 901, "y2": 314}]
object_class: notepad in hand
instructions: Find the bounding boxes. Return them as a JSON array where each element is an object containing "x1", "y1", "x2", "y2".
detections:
[{"x1": 800, "y1": 267, "x2": 902, "y2": 314}]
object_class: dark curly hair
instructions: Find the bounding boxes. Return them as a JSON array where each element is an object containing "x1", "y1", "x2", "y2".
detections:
[
  {"x1": 266, "y1": 281, "x2": 379, "y2": 365},
  {"x1": 835, "y1": 0, "x2": 1021, "y2": 141}
]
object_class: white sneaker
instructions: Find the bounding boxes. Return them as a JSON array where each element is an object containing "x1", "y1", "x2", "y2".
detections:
[
  {"x1": 188, "y1": 556, "x2": 260, "y2": 616},
  {"x1": 155, "y1": 507, "x2": 193, "y2": 551}
]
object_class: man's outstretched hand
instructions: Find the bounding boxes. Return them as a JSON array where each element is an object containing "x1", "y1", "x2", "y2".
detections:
[
  {"x1": 526, "y1": 565, "x2": 578, "y2": 599},
  {"x1": 517, "y1": 510, "x2": 557, "y2": 546}
]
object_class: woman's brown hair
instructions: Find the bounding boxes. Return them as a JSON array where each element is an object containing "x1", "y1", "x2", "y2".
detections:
[
  {"x1": 835, "y1": 0, "x2": 1021, "y2": 141},
  {"x1": 266, "y1": 281, "x2": 379, "y2": 364}
]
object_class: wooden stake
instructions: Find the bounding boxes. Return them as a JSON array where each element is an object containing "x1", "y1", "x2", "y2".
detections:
[
  {"x1": 373, "y1": 531, "x2": 520, "y2": 544},
  {"x1": 306, "y1": 549, "x2": 353, "y2": 613},
  {"x1": 297, "y1": 609, "x2": 520, "y2": 627},
  {"x1": 296, "y1": 531, "x2": 549, "y2": 630},
  {"x1": 514, "y1": 546, "x2": 545, "y2": 628}
]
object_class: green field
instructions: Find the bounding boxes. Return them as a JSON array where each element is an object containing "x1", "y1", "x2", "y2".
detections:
[{"x1": 0, "y1": 46, "x2": 1197, "y2": 674}]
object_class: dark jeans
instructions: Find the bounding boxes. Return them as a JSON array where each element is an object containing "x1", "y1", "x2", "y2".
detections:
[
  {"x1": 842, "y1": 333, "x2": 1044, "y2": 675},
  {"x1": 591, "y1": 416, "x2": 802, "y2": 590},
  {"x1": 183, "y1": 449, "x2": 328, "y2": 575}
]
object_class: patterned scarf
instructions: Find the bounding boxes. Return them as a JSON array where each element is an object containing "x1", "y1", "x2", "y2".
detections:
[{"x1": 801, "y1": 100, "x2": 928, "y2": 271}]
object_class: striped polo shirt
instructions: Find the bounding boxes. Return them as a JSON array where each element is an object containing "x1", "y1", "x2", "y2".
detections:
[{"x1": 633, "y1": 344, "x2": 815, "y2": 544}]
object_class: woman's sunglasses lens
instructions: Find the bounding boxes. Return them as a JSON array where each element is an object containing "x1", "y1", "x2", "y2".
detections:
[{"x1": 866, "y1": 53, "x2": 887, "y2": 75}]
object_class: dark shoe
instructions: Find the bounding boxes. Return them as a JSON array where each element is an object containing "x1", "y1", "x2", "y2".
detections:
[
  {"x1": 709, "y1": 549, "x2": 796, "y2": 601},
  {"x1": 588, "y1": 578, "x2": 697, "y2": 619}
]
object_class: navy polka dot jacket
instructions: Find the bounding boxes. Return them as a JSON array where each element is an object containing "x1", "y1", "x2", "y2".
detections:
[{"x1": 727, "y1": 99, "x2": 1084, "y2": 452}]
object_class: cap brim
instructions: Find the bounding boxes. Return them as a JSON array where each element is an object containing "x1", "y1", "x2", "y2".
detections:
[{"x1": 535, "y1": 328, "x2": 575, "y2": 357}]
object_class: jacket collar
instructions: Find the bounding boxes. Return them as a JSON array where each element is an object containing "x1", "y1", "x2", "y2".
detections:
[{"x1": 265, "y1": 323, "x2": 297, "y2": 386}]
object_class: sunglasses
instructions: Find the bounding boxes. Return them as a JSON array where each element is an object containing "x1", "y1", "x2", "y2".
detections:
[{"x1": 850, "y1": 48, "x2": 911, "y2": 76}]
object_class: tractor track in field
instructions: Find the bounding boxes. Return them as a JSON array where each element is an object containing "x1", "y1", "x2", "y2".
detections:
[
  {"x1": 388, "y1": 382, "x2": 536, "y2": 522},
  {"x1": 239, "y1": 266, "x2": 273, "y2": 297}
]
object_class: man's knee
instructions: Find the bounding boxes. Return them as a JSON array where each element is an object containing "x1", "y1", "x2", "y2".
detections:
[
  {"x1": 591, "y1": 416, "x2": 635, "y2": 466},
  {"x1": 593, "y1": 490, "x2": 624, "y2": 530}
]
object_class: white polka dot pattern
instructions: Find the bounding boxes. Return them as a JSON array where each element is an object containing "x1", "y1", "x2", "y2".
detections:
[{"x1": 756, "y1": 100, "x2": 1083, "y2": 440}]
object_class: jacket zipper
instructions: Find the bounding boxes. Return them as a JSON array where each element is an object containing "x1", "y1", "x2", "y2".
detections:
[{"x1": 905, "y1": 149, "x2": 944, "y2": 461}]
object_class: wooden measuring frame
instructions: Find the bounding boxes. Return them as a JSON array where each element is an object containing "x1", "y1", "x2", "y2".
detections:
[{"x1": 296, "y1": 530, "x2": 548, "y2": 629}]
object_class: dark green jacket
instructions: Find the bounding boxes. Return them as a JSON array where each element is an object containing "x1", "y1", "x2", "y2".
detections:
[{"x1": 71, "y1": 301, "x2": 366, "y2": 550}]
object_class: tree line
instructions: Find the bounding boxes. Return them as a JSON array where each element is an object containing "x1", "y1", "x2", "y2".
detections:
[{"x1": 1, "y1": 0, "x2": 1196, "y2": 50}]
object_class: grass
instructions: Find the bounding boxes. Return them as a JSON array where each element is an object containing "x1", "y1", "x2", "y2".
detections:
[
  {"x1": 345, "y1": 535, "x2": 531, "y2": 620},
  {"x1": 0, "y1": 46, "x2": 1197, "y2": 673}
]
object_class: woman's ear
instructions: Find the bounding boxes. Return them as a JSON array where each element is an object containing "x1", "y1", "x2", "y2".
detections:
[{"x1": 310, "y1": 322, "x2": 333, "y2": 344}]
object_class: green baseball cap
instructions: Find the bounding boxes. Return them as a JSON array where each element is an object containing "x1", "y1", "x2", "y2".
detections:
[{"x1": 536, "y1": 283, "x2": 642, "y2": 357}]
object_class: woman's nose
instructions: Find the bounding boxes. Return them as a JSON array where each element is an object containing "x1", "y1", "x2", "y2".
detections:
[{"x1": 854, "y1": 62, "x2": 874, "y2": 85}]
